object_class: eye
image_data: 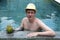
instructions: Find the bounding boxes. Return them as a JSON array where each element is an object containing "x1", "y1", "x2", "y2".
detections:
[
  {"x1": 31, "y1": 12, "x2": 34, "y2": 13},
  {"x1": 27, "y1": 12, "x2": 30, "y2": 13}
]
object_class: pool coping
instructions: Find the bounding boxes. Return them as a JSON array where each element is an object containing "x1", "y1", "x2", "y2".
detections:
[{"x1": 0, "y1": 31, "x2": 60, "y2": 40}]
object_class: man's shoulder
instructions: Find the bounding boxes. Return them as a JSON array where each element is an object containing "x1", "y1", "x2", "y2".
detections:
[
  {"x1": 36, "y1": 18, "x2": 41, "y2": 21},
  {"x1": 22, "y1": 17, "x2": 28, "y2": 21},
  {"x1": 36, "y1": 18, "x2": 42, "y2": 23}
]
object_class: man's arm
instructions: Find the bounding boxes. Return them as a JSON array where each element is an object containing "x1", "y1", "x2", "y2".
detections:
[
  {"x1": 15, "y1": 26, "x2": 24, "y2": 31},
  {"x1": 37, "y1": 19, "x2": 55, "y2": 36},
  {"x1": 27, "y1": 19, "x2": 55, "y2": 37},
  {"x1": 14, "y1": 18, "x2": 24, "y2": 31}
]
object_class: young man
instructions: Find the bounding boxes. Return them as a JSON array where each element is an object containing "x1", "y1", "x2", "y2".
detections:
[{"x1": 15, "y1": 3, "x2": 55, "y2": 37}]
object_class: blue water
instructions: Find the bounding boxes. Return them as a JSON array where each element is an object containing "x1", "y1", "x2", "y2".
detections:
[{"x1": 0, "y1": 0, "x2": 60, "y2": 31}]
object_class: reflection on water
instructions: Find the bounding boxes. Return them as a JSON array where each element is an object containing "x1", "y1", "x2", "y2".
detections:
[
  {"x1": 42, "y1": 19, "x2": 56, "y2": 31},
  {"x1": 54, "y1": 16, "x2": 60, "y2": 31},
  {"x1": 41, "y1": 12, "x2": 60, "y2": 31},
  {"x1": 0, "y1": 17, "x2": 19, "y2": 31}
]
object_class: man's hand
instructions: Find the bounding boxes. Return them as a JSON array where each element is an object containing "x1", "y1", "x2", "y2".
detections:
[{"x1": 27, "y1": 32, "x2": 38, "y2": 37}]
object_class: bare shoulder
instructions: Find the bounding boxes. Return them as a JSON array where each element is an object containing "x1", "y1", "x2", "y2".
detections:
[
  {"x1": 35, "y1": 18, "x2": 44, "y2": 26},
  {"x1": 36, "y1": 18, "x2": 54, "y2": 31},
  {"x1": 35, "y1": 18, "x2": 42, "y2": 23},
  {"x1": 22, "y1": 17, "x2": 28, "y2": 21}
]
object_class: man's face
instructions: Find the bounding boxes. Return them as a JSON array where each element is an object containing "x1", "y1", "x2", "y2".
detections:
[{"x1": 26, "y1": 10, "x2": 36, "y2": 20}]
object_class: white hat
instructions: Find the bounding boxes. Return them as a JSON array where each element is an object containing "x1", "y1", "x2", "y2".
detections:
[{"x1": 25, "y1": 3, "x2": 36, "y2": 11}]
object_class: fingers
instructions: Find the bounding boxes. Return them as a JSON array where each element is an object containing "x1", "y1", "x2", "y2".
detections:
[{"x1": 27, "y1": 33, "x2": 38, "y2": 38}]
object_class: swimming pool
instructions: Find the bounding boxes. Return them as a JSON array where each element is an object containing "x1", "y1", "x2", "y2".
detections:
[{"x1": 0, "y1": 0, "x2": 60, "y2": 31}]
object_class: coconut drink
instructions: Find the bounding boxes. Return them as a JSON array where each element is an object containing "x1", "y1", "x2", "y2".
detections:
[{"x1": 6, "y1": 25, "x2": 14, "y2": 34}]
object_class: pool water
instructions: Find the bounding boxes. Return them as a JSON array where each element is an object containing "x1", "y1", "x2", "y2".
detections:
[{"x1": 0, "y1": 0, "x2": 60, "y2": 31}]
